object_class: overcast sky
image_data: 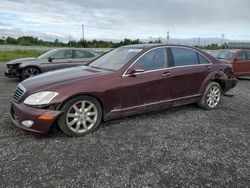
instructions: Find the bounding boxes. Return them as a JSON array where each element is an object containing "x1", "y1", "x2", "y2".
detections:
[{"x1": 0, "y1": 0, "x2": 250, "y2": 41}]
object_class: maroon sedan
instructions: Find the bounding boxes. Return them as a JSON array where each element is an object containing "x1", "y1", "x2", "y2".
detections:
[{"x1": 10, "y1": 44, "x2": 238, "y2": 136}]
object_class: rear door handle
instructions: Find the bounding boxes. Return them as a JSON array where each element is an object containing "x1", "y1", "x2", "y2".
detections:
[
  {"x1": 161, "y1": 72, "x2": 171, "y2": 77},
  {"x1": 203, "y1": 65, "x2": 211, "y2": 70}
]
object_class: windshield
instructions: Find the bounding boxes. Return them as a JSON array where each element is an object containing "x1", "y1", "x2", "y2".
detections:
[
  {"x1": 38, "y1": 49, "x2": 58, "y2": 59},
  {"x1": 210, "y1": 50, "x2": 236, "y2": 60},
  {"x1": 89, "y1": 47, "x2": 142, "y2": 71}
]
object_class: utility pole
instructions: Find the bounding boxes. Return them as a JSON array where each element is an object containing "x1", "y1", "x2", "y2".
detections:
[
  {"x1": 221, "y1": 34, "x2": 225, "y2": 46},
  {"x1": 69, "y1": 35, "x2": 71, "y2": 47},
  {"x1": 198, "y1": 37, "x2": 200, "y2": 46},
  {"x1": 82, "y1": 24, "x2": 85, "y2": 41},
  {"x1": 167, "y1": 31, "x2": 170, "y2": 44}
]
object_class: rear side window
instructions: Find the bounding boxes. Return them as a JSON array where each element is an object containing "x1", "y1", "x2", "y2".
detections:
[
  {"x1": 133, "y1": 48, "x2": 168, "y2": 71},
  {"x1": 74, "y1": 50, "x2": 95, "y2": 58},
  {"x1": 198, "y1": 54, "x2": 210, "y2": 64},
  {"x1": 236, "y1": 52, "x2": 247, "y2": 61},
  {"x1": 172, "y1": 48, "x2": 199, "y2": 66}
]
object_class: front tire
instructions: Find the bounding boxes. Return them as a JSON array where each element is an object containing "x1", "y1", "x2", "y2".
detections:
[
  {"x1": 198, "y1": 82, "x2": 222, "y2": 110},
  {"x1": 57, "y1": 96, "x2": 102, "y2": 137},
  {"x1": 21, "y1": 66, "x2": 41, "y2": 80}
]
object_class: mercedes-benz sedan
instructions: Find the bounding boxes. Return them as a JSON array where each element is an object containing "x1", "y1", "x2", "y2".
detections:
[{"x1": 10, "y1": 44, "x2": 238, "y2": 136}]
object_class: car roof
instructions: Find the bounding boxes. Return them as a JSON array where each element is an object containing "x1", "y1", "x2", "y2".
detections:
[
  {"x1": 122, "y1": 43, "x2": 198, "y2": 50},
  {"x1": 52, "y1": 48, "x2": 95, "y2": 51}
]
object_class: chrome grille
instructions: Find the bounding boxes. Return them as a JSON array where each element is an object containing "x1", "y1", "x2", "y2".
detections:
[{"x1": 13, "y1": 84, "x2": 26, "y2": 103}]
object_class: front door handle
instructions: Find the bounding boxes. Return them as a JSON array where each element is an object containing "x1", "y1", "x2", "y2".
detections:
[
  {"x1": 161, "y1": 72, "x2": 171, "y2": 77},
  {"x1": 203, "y1": 65, "x2": 211, "y2": 70}
]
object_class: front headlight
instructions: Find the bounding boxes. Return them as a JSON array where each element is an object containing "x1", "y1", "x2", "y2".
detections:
[{"x1": 24, "y1": 91, "x2": 59, "y2": 106}]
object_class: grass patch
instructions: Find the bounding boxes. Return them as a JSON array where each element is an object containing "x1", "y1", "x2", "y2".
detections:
[{"x1": 0, "y1": 50, "x2": 45, "y2": 62}]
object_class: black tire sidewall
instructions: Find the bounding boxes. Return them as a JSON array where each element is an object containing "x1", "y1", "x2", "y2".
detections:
[{"x1": 57, "y1": 96, "x2": 102, "y2": 137}]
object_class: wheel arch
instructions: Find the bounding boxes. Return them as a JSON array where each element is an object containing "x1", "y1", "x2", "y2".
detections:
[
  {"x1": 57, "y1": 93, "x2": 105, "y2": 120},
  {"x1": 20, "y1": 65, "x2": 42, "y2": 73}
]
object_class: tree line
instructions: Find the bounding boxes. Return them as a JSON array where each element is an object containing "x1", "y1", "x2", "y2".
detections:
[
  {"x1": 0, "y1": 36, "x2": 151, "y2": 48},
  {"x1": 0, "y1": 36, "x2": 227, "y2": 49}
]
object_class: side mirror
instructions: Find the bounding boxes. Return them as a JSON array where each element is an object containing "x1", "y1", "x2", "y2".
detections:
[
  {"x1": 48, "y1": 57, "x2": 54, "y2": 62},
  {"x1": 126, "y1": 67, "x2": 145, "y2": 76}
]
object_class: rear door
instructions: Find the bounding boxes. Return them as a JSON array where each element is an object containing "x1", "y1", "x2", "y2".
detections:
[{"x1": 169, "y1": 47, "x2": 212, "y2": 99}]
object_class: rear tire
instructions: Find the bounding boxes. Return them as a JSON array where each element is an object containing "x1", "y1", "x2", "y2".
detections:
[
  {"x1": 57, "y1": 96, "x2": 102, "y2": 137},
  {"x1": 198, "y1": 82, "x2": 222, "y2": 110}
]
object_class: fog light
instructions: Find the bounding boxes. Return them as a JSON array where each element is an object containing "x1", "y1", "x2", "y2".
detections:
[{"x1": 21, "y1": 120, "x2": 34, "y2": 127}]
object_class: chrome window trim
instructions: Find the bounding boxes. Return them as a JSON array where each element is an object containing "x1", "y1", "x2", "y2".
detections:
[{"x1": 122, "y1": 46, "x2": 212, "y2": 77}]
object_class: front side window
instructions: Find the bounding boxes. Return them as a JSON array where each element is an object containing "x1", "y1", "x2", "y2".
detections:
[
  {"x1": 51, "y1": 50, "x2": 73, "y2": 59},
  {"x1": 236, "y1": 52, "x2": 247, "y2": 61},
  {"x1": 75, "y1": 50, "x2": 95, "y2": 58},
  {"x1": 172, "y1": 48, "x2": 199, "y2": 66},
  {"x1": 132, "y1": 48, "x2": 168, "y2": 71}
]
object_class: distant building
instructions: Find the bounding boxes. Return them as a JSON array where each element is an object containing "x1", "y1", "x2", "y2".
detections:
[{"x1": 228, "y1": 42, "x2": 250, "y2": 49}]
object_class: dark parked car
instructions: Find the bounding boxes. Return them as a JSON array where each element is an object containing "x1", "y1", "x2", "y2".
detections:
[
  {"x1": 10, "y1": 44, "x2": 237, "y2": 136},
  {"x1": 5, "y1": 48, "x2": 100, "y2": 80},
  {"x1": 210, "y1": 49, "x2": 250, "y2": 77}
]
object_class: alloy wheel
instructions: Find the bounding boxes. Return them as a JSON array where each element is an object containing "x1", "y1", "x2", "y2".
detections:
[
  {"x1": 66, "y1": 100, "x2": 98, "y2": 133},
  {"x1": 206, "y1": 85, "x2": 221, "y2": 108},
  {"x1": 23, "y1": 67, "x2": 40, "y2": 79}
]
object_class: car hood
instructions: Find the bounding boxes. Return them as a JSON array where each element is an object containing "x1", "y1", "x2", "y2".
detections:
[
  {"x1": 21, "y1": 66, "x2": 113, "y2": 91},
  {"x1": 219, "y1": 59, "x2": 232, "y2": 64},
  {"x1": 7, "y1": 57, "x2": 38, "y2": 65}
]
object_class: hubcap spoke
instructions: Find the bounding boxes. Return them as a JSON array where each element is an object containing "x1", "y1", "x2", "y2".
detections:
[
  {"x1": 67, "y1": 113, "x2": 78, "y2": 118},
  {"x1": 73, "y1": 104, "x2": 79, "y2": 112},
  {"x1": 86, "y1": 117, "x2": 94, "y2": 124},
  {"x1": 82, "y1": 120, "x2": 88, "y2": 130},
  {"x1": 68, "y1": 118, "x2": 78, "y2": 127},
  {"x1": 86, "y1": 104, "x2": 94, "y2": 112}
]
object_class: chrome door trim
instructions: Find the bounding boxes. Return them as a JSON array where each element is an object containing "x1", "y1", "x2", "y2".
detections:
[{"x1": 122, "y1": 46, "x2": 212, "y2": 77}]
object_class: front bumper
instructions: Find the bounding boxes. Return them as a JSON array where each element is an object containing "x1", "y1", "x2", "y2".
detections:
[
  {"x1": 5, "y1": 69, "x2": 20, "y2": 78},
  {"x1": 223, "y1": 77, "x2": 238, "y2": 93},
  {"x1": 10, "y1": 102, "x2": 62, "y2": 134}
]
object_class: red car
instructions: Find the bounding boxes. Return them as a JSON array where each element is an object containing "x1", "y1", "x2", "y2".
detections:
[
  {"x1": 10, "y1": 44, "x2": 237, "y2": 137},
  {"x1": 210, "y1": 49, "x2": 250, "y2": 77}
]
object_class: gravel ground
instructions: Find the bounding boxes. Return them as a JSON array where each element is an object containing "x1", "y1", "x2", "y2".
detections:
[{"x1": 0, "y1": 63, "x2": 249, "y2": 187}]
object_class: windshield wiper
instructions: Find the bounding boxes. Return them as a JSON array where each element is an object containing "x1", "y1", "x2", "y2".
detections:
[
  {"x1": 90, "y1": 66, "x2": 101, "y2": 69},
  {"x1": 90, "y1": 66, "x2": 115, "y2": 71}
]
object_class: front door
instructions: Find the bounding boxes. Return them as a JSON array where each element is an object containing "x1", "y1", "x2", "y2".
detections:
[
  {"x1": 120, "y1": 47, "x2": 172, "y2": 114},
  {"x1": 42, "y1": 50, "x2": 74, "y2": 71}
]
